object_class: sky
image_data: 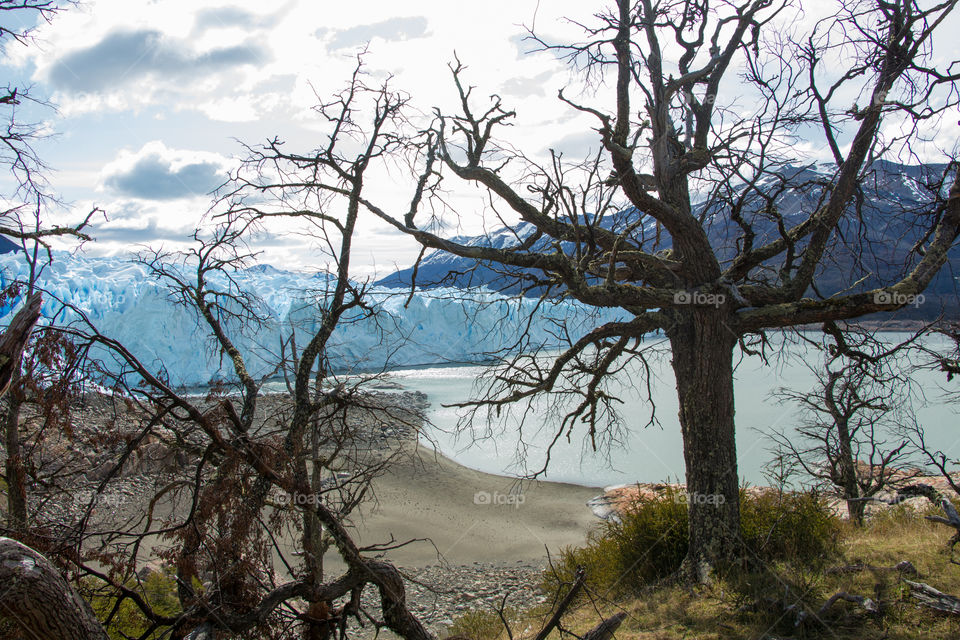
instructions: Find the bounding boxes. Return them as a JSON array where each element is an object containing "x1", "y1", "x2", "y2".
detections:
[{"x1": 1, "y1": 0, "x2": 958, "y2": 279}]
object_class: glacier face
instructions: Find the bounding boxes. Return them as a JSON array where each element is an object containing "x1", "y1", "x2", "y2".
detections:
[{"x1": 0, "y1": 251, "x2": 626, "y2": 387}]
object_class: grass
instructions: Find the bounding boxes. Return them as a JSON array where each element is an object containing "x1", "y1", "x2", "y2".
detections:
[{"x1": 449, "y1": 500, "x2": 960, "y2": 640}]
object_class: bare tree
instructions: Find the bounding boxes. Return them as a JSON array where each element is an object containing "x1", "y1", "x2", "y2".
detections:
[
  {"x1": 0, "y1": 293, "x2": 109, "y2": 639},
  {"x1": 0, "y1": 0, "x2": 99, "y2": 542},
  {"x1": 904, "y1": 321, "x2": 960, "y2": 501},
  {"x1": 0, "y1": 61, "x2": 630, "y2": 640},
  {"x1": 347, "y1": 0, "x2": 960, "y2": 581},
  {"x1": 770, "y1": 324, "x2": 923, "y2": 524},
  {"x1": 0, "y1": 0, "x2": 96, "y2": 250},
  {"x1": 49, "y1": 193, "x2": 420, "y2": 637}
]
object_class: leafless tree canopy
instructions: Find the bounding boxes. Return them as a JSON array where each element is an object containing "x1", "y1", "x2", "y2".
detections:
[
  {"x1": 1, "y1": 2, "x2": 959, "y2": 637},
  {"x1": 769, "y1": 325, "x2": 926, "y2": 523},
  {"x1": 348, "y1": 0, "x2": 960, "y2": 578}
]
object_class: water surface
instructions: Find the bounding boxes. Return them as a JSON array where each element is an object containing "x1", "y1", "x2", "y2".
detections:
[{"x1": 392, "y1": 332, "x2": 960, "y2": 487}]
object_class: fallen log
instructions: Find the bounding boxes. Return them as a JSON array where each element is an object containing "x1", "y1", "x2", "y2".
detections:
[
  {"x1": 582, "y1": 611, "x2": 628, "y2": 640},
  {"x1": 904, "y1": 580, "x2": 960, "y2": 615},
  {"x1": 891, "y1": 484, "x2": 960, "y2": 545}
]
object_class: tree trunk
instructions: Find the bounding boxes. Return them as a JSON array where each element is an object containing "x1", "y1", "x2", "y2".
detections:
[
  {"x1": 668, "y1": 311, "x2": 742, "y2": 582},
  {"x1": 840, "y1": 451, "x2": 866, "y2": 525},
  {"x1": 4, "y1": 372, "x2": 27, "y2": 531},
  {"x1": 836, "y1": 429, "x2": 866, "y2": 524},
  {"x1": 0, "y1": 293, "x2": 41, "y2": 532},
  {"x1": 0, "y1": 537, "x2": 109, "y2": 639},
  {"x1": 827, "y1": 374, "x2": 866, "y2": 525}
]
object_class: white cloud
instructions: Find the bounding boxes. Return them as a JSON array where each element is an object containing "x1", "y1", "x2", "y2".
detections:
[
  {"x1": 99, "y1": 141, "x2": 234, "y2": 201},
  {"x1": 11, "y1": 0, "x2": 958, "y2": 271}
]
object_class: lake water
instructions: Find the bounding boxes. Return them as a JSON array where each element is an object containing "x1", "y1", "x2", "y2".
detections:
[{"x1": 389, "y1": 332, "x2": 960, "y2": 488}]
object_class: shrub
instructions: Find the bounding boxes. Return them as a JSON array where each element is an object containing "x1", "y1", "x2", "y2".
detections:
[
  {"x1": 546, "y1": 487, "x2": 841, "y2": 596},
  {"x1": 740, "y1": 489, "x2": 841, "y2": 569},
  {"x1": 447, "y1": 606, "x2": 521, "y2": 640},
  {"x1": 85, "y1": 567, "x2": 181, "y2": 640}
]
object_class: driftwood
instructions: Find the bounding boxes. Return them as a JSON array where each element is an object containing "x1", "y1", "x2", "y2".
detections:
[
  {"x1": 891, "y1": 484, "x2": 960, "y2": 547},
  {"x1": 0, "y1": 537, "x2": 110, "y2": 640},
  {"x1": 527, "y1": 567, "x2": 626, "y2": 640},
  {"x1": 742, "y1": 584, "x2": 882, "y2": 627},
  {"x1": 904, "y1": 580, "x2": 960, "y2": 615},
  {"x1": 816, "y1": 591, "x2": 880, "y2": 616},
  {"x1": 534, "y1": 566, "x2": 585, "y2": 640},
  {"x1": 581, "y1": 611, "x2": 628, "y2": 640}
]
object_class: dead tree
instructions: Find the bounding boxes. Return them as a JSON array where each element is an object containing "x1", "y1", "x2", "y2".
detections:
[
  {"x1": 349, "y1": 0, "x2": 960, "y2": 581},
  {"x1": 770, "y1": 326, "x2": 922, "y2": 523},
  {"x1": 0, "y1": 0, "x2": 98, "y2": 540},
  {"x1": 0, "y1": 296, "x2": 106, "y2": 638},
  {"x1": 4, "y1": 59, "x2": 625, "y2": 640}
]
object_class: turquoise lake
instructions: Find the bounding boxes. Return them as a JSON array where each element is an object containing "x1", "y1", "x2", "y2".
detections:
[{"x1": 389, "y1": 332, "x2": 960, "y2": 488}]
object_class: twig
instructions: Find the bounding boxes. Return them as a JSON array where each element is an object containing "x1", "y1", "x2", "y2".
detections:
[{"x1": 534, "y1": 566, "x2": 586, "y2": 640}]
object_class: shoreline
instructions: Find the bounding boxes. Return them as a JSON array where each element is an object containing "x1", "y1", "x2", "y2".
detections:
[{"x1": 340, "y1": 442, "x2": 602, "y2": 567}]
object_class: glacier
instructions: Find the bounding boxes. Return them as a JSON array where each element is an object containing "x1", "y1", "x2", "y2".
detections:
[{"x1": 0, "y1": 251, "x2": 627, "y2": 387}]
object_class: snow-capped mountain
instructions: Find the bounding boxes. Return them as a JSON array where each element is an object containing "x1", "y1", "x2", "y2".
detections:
[
  {"x1": 377, "y1": 161, "x2": 958, "y2": 318},
  {"x1": 0, "y1": 252, "x2": 624, "y2": 387}
]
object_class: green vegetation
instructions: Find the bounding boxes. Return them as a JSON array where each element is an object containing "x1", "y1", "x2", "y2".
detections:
[
  {"x1": 86, "y1": 568, "x2": 181, "y2": 640},
  {"x1": 445, "y1": 491, "x2": 960, "y2": 640},
  {"x1": 545, "y1": 487, "x2": 841, "y2": 596},
  {"x1": 447, "y1": 606, "x2": 527, "y2": 640}
]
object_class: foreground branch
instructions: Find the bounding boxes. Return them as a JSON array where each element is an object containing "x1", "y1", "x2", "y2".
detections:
[
  {"x1": 0, "y1": 537, "x2": 109, "y2": 640},
  {"x1": 0, "y1": 291, "x2": 41, "y2": 395}
]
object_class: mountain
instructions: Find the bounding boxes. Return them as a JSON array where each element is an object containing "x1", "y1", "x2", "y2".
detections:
[
  {"x1": 0, "y1": 235, "x2": 20, "y2": 254},
  {"x1": 376, "y1": 161, "x2": 958, "y2": 319}
]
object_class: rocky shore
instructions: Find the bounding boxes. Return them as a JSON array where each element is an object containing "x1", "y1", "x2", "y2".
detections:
[
  {"x1": 15, "y1": 386, "x2": 597, "y2": 633},
  {"x1": 352, "y1": 562, "x2": 548, "y2": 632},
  {"x1": 587, "y1": 469, "x2": 960, "y2": 522}
]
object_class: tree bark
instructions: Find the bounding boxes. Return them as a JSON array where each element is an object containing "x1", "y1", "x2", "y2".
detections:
[
  {"x1": 836, "y1": 417, "x2": 866, "y2": 525},
  {"x1": 1, "y1": 293, "x2": 41, "y2": 531},
  {"x1": 668, "y1": 310, "x2": 741, "y2": 582},
  {"x1": 3, "y1": 373, "x2": 27, "y2": 531},
  {"x1": 0, "y1": 537, "x2": 109, "y2": 640},
  {"x1": 905, "y1": 580, "x2": 960, "y2": 615}
]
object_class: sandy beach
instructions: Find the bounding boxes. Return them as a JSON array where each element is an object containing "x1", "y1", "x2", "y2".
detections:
[{"x1": 345, "y1": 443, "x2": 602, "y2": 567}]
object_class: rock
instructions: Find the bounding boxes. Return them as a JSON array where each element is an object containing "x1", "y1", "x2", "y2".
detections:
[
  {"x1": 137, "y1": 560, "x2": 166, "y2": 580},
  {"x1": 349, "y1": 562, "x2": 546, "y2": 634}
]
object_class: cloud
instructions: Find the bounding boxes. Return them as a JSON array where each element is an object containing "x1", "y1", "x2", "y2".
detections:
[
  {"x1": 101, "y1": 141, "x2": 230, "y2": 201},
  {"x1": 90, "y1": 218, "x2": 175, "y2": 245},
  {"x1": 194, "y1": 6, "x2": 262, "y2": 30},
  {"x1": 509, "y1": 33, "x2": 537, "y2": 59},
  {"x1": 548, "y1": 130, "x2": 603, "y2": 158},
  {"x1": 193, "y1": 4, "x2": 292, "y2": 32},
  {"x1": 46, "y1": 28, "x2": 266, "y2": 93},
  {"x1": 326, "y1": 16, "x2": 429, "y2": 50},
  {"x1": 501, "y1": 70, "x2": 555, "y2": 98}
]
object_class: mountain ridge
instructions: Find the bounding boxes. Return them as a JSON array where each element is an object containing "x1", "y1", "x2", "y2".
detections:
[{"x1": 375, "y1": 161, "x2": 958, "y2": 320}]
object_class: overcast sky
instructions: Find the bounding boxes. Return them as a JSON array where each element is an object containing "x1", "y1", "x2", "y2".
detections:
[{"x1": 2, "y1": 0, "x2": 958, "y2": 278}]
